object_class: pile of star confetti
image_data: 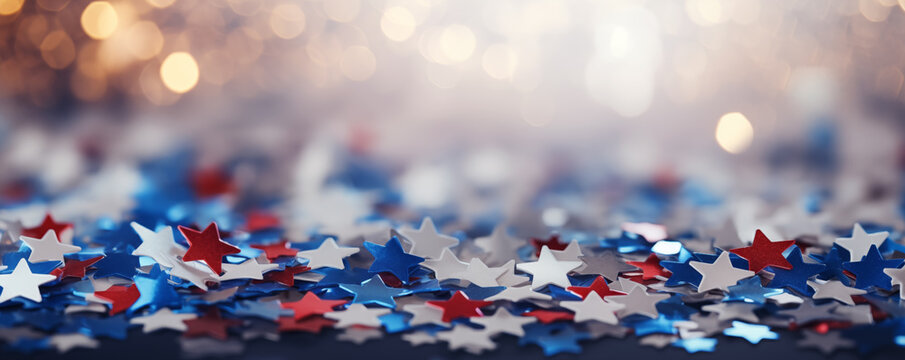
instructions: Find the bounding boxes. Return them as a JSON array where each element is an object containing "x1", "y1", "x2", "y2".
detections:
[{"x1": 1, "y1": 158, "x2": 905, "y2": 357}]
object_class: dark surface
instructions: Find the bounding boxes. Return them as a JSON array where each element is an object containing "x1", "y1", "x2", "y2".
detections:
[{"x1": 8, "y1": 329, "x2": 903, "y2": 360}]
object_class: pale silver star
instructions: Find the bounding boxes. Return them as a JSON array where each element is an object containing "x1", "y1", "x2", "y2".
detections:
[
  {"x1": 131, "y1": 308, "x2": 197, "y2": 333},
  {"x1": 337, "y1": 327, "x2": 383, "y2": 344},
  {"x1": 607, "y1": 286, "x2": 670, "y2": 318},
  {"x1": 474, "y1": 225, "x2": 524, "y2": 266},
  {"x1": 402, "y1": 303, "x2": 447, "y2": 327},
  {"x1": 296, "y1": 238, "x2": 359, "y2": 270},
  {"x1": 458, "y1": 257, "x2": 506, "y2": 287},
  {"x1": 495, "y1": 259, "x2": 530, "y2": 286},
  {"x1": 398, "y1": 217, "x2": 458, "y2": 259},
  {"x1": 834, "y1": 223, "x2": 888, "y2": 261},
  {"x1": 778, "y1": 300, "x2": 842, "y2": 324},
  {"x1": 471, "y1": 308, "x2": 536, "y2": 336},
  {"x1": 421, "y1": 248, "x2": 467, "y2": 281},
  {"x1": 689, "y1": 251, "x2": 754, "y2": 292},
  {"x1": 170, "y1": 259, "x2": 218, "y2": 290},
  {"x1": 809, "y1": 280, "x2": 866, "y2": 305},
  {"x1": 766, "y1": 291, "x2": 803, "y2": 305},
  {"x1": 516, "y1": 246, "x2": 582, "y2": 290},
  {"x1": 574, "y1": 251, "x2": 633, "y2": 280},
  {"x1": 832, "y1": 304, "x2": 873, "y2": 325},
  {"x1": 485, "y1": 285, "x2": 552, "y2": 302},
  {"x1": 19, "y1": 230, "x2": 80, "y2": 263},
  {"x1": 551, "y1": 239, "x2": 583, "y2": 261},
  {"x1": 559, "y1": 292, "x2": 625, "y2": 324},
  {"x1": 49, "y1": 333, "x2": 99, "y2": 353},
  {"x1": 436, "y1": 324, "x2": 496, "y2": 354},
  {"x1": 701, "y1": 302, "x2": 760, "y2": 322},
  {"x1": 703, "y1": 218, "x2": 744, "y2": 250},
  {"x1": 586, "y1": 322, "x2": 629, "y2": 339},
  {"x1": 325, "y1": 304, "x2": 391, "y2": 328},
  {"x1": 402, "y1": 331, "x2": 438, "y2": 346},
  {"x1": 688, "y1": 313, "x2": 725, "y2": 337},
  {"x1": 131, "y1": 222, "x2": 185, "y2": 268},
  {"x1": 797, "y1": 330, "x2": 854, "y2": 354},
  {"x1": 218, "y1": 258, "x2": 279, "y2": 281},
  {"x1": 0, "y1": 259, "x2": 56, "y2": 303},
  {"x1": 639, "y1": 334, "x2": 677, "y2": 348},
  {"x1": 883, "y1": 266, "x2": 905, "y2": 300}
]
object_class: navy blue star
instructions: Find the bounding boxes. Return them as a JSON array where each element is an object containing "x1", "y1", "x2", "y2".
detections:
[
  {"x1": 598, "y1": 231, "x2": 650, "y2": 253},
  {"x1": 378, "y1": 311, "x2": 413, "y2": 333},
  {"x1": 810, "y1": 245, "x2": 853, "y2": 286},
  {"x1": 455, "y1": 284, "x2": 505, "y2": 300},
  {"x1": 363, "y1": 237, "x2": 424, "y2": 284},
  {"x1": 339, "y1": 274, "x2": 411, "y2": 308},
  {"x1": 131, "y1": 265, "x2": 181, "y2": 312},
  {"x1": 630, "y1": 315, "x2": 677, "y2": 336},
  {"x1": 766, "y1": 246, "x2": 824, "y2": 295},
  {"x1": 93, "y1": 251, "x2": 140, "y2": 279},
  {"x1": 661, "y1": 255, "x2": 703, "y2": 287},
  {"x1": 725, "y1": 276, "x2": 782, "y2": 304},
  {"x1": 317, "y1": 266, "x2": 371, "y2": 286},
  {"x1": 656, "y1": 295, "x2": 696, "y2": 320},
  {"x1": 78, "y1": 315, "x2": 131, "y2": 339},
  {"x1": 843, "y1": 245, "x2": 904, "y2": 290},
  {"x1": 533, "y1": 326, "x2": 590, "y2": 356}
]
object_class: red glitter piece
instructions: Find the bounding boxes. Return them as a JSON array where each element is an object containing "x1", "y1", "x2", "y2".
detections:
[
  {"x1": 426, "y1": 291, "x2": 492, "y2": 322},
  {"x1": 523, "y1": 310, "x2": 574, "y2": 324},
  {"x1": 530, "y1": 235, "x2": 569, "y2": 257},
  {"x1": 567, "y1": 276, "x2": 625, "y2": 299},
  {"x1": 183, "y1": 308, "x2": 240, "y2": 340},
  {"x1": 22, "y1": 214, "x2": 72, "y2": 240},
  {"x1": 281, "y1": 292, "x2": 348, "y2": 320},
  {"x1": 251, "y1": 240, "x2": 299, "y2": 260},
  {"x1": 729, "y1": 230, "x2": 795, "y2": 273},
  {"x1": 178, "y1": 222, "x2": 241, "y2": 275},
  {"x1": 626, "y1": 254, "x2": 670, "y2": 280},
  {"x1": 53, "y1": 256, "x2": 104, "y2": 279},
  {"x1": 94, "y1": 284, "x2": 140, "y2": 315}
]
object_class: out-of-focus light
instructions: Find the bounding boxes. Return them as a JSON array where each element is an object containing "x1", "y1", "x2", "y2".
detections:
[
  {"x1": 652, "y1": 240, "x2": 682, "y2": 255},
  {"x1": 439, "y1": 25, "x2": 476, "y2": 63},
  {"x1": 0, "y1": 0, "x2": 24, "y2": 15},
  {"x1": 463, "y1": 148, "x2": 511, "y2": 187},
  {"x1": 381, "y1": 6, "x2": 416, "y2": 42},
  {"x1": 160, "y1": 52, "x2": 200, "y2": 94},
  {"x1": 542, "y1": 207, "x2": 569, "y2": 227},
  {"x1": 521, "y1": 95, "x2": 554, "y2": 127},
  {"x1": 270, "y1": 3, "x2": 306, "y2": 39},
  {"x1": 860, "y1": 0, "x2": 892, "y2": 22},
  {"x1": 145, "y1": 0, "x2": 175, "y2": 8},
  {"x1": 40, "y1": 31, "x2": 75, "y2": 69},
  {"x1": 324, "y1": 0, "x2": 360, "y2": 23},
  {"x1": 340, "y1": 46, "x2": 376, "y2": 81},
  {"x1": 125, "y1": 21, "x2": 163, "y2": 60},
  {"x1": 399, "y1": 165, "x2": 451, "y2": 209},
  {"x1": 715, "y1": 112, "x2": 754, "y2": 154},
  {"x1": 81, "y1": 1, "x2": 119, "y2": 40},
  {"x1": 609, "y1": 27, "x2": 630, "y2": 58},
  {"x1": 482, "y1": 44, "x2": 518, "y2": 80},
  {"x1": 685, "y1": 0, "x2": 729, "y2": 26}
]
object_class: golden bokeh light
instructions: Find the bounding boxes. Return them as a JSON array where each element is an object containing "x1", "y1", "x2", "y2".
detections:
[
  {"x1": 380, "y1": 6, "x2": 416, "y2": 42},
  {"x1": 0, "y1": 0, "x2": 24, "y2": 16},
  {"x1": 715, "y1": 112, "x2": 754, "y2": 154},
  {"x1": 340, "y1": 46, "x2": 376, "y2": 81},
  {"x1": 125, "y1": 21, "x2": 164, "y2": 60},
  {"x1": 439, "y1": 25, "x2": 476, "y2": 63},
  {"x1": 40, "y1": 31, "x2": 76, "y2": 69},
  {"x1": 145, "y1": 0, "x2": 175, "y2": 9},
  {"x1": 482, "y1": 44, "x2": 518, "y2": 80},
  {"x1": 160, "y1": 52, "x2": 200, "y2": 94},
  {"x1": 81, "y1": 1, "x2": 119, "y2": 40},
  {"x1": 324, "y1": 0, "x2": 360, "y2": 23},
  {"x1": 270, "y1": 3, "x2": 306, "y2": 39}
]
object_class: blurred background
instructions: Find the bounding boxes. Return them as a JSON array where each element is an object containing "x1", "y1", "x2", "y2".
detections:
[{"x1": 0, "y1": 0, "x2": 903, "y2": 240}]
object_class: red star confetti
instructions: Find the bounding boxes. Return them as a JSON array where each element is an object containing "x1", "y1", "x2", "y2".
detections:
[
  {"x1": 251, "y1": 239, "x2": 299, "y2": 260},
  {"x1": 280, "y1": 292, "x2": 347, "y2": 320},
  {"x1": 178, "y1": 222, "x2": 241, "y2": 275},
  {"x1": 21, "y1": 214, "x2": 72, "y2": 240},
  {"x1": 729, "y1": 230, "x2": 795, "y2": 273},
  {"x1": 255, "y1": 265, "x2": 309, "y2": 287},
  {"x1": 277, "y1": 316, "x2": 336, "y2": 333},
  {"x1": 567, "y1": 276, "x2": 625, "y2": 299},
  {"x1": 94, "y1": 284, "x2": 140, "y2": 315},
  {"x1": 52, "y1": 256, "x2": 104, "y2": 279},
  {"x1": 626, "y1": 254, "x2": 670, "y2": 280},
  {"x1": 530, "y1": 234, "x2": 569, "y2": 257},
  {"x1": 426, "y1": 291, "x2": 492, "y2": 322},
  {"x1": 183, "y1": 308, "x2": 240, "y2": 340},
  {"x1": 523, "y1": 309, "x2": 575, "y2": 324}
]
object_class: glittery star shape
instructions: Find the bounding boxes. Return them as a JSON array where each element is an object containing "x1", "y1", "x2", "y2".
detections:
[
  {"x1": 724, "y1": 276, "x2": 782, "y2": 304},
  {"x1": 607, "y1": 286, "x2": 670, "y2": 318},
  {"x1": 363, "y1": 236, "x2": 424, "y2": 284},
  {"x1": 523, "y1": 310, "x2": 574, "y2": 324},
  {"x1": 19, "y1": 230, "x2": 80, "y2": 263},
  {"x1": 808, "y1": 279, "x2": 866, "y2": 305},
  {"x1": 178, "y1": 223, "x2": 241, "y2": 275},
  {"x1": 516, "y1": 246, "x2": 582, "y2": 290},
  {"x1": 723, "y1": 321, "x2": 777, "y2": 344},
  {"x1": 52, "y1": 255, "x2": 103, "y2": 279},
  {"x1": 257, "y1": 265, "x2": 309, "y2": 286},
  {"x1": 567, "y1": 276, "x2": 625, "y2": 299},
  {"x1": 94, "y1": 284, "x2": 140, "y2": 315},
  {"x1": 339, "y1": 274, "x2": 411, "y2": 308},
  {"x1": 130, "y1": 265, "x2": 181, "y2": 311},
  {"x1": 398, "y1": 217, "x2": 459, "y2": 259},
  {"x1": 626, "y1": 254, "x2": 670, "y2": 280},
  {"x1": 575, "y1": 251, "x2": 634, "y2": 280},
  {"x1": 21, "y1": 214, "x2": 72, "y2": 241},
  {"x1": 728, "y1": 230, "x2": 795, "y2": 273},
  {"x1": 689, "y1": 251, "x2": 754, "y2": 292},
  {"x1": 835, "y1": 223, "x2": 889, "y2": 262},
  {"x1": 842, "y1": 245, "x2": 903, "y2": 290},
  {"x1": 130, "y1": 308, "x2": 197, "y2": 333},
  {"x1": 436, "y1": 324, "x2": 496, "y2": 354},
  {"x1": 280, "y1": 292, "x2": 347, "y2": 320},
  {"x1": 324, "y1": 303, "x2": 391, "y2": 328},
  {"x1": 471, "y1": 308, "x2": 536, "y2": 336},
  {"x1": 765, "y1": 245, "x2": 825, "y2": 294},
  {"x1": 475, "y1": 225, "x2": 524, "y2": 266},
  {"x1": 883, "y1": 266, "x2": 905, "y2": 300},
  {"x1": 458, "y1": 257, "x2": 506, "y2": 287},
  {"x1": 250, "y1": 240, "x2": 299, "y2": 260},
  {"x1": 0, "y1": 259, "x2": 56, "y2": 303},
  {"x1": 219, "y1": 258, "x2": 279, "y2": 281},
  {"x1": 559, "y1": 292, "x2": 625, "y2": 324},
  {"x1": 426, "y1": 291, "x2": 492, "y2": 322},
  {"x1": 295, "y1": 238, "x2": 359, "y2": 270},
  {"x1": 130, "y1": 222, "x2": 185, "y2": 268},
  {"x1": 797, "y1": 329, "x2": 854, "y2": 354},
  {"x1": 49, "y1": 333, "x2": 99, "y2": 353},
  {"x1": 485, "y1": 284, "x2": 552, "y2": 302},
  {"x1": 421, "y1": 248, "x2": 468, "y2": 281},
  {"x1": 183, "y1": 308, "x2": 240, "y2": 340}
]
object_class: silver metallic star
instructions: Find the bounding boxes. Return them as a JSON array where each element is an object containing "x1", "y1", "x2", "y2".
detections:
[
  {"x1": 551, "y1": 240, "x2": 583, "y2": 261},
  {"x1": 296, "y1": 238, "x2": 359, "y2": 270},
  {"x1": 436, "y1": 324, "x2": 496, "y2": 354},
  {"x1": 49, "y1": 333, "x2": 99, "y2": 353},
  {"x1": 485, "y1": 285, "x2": 552, "y2": 302},
  {"x1": 495, "y1": 260, "x2": 530, "y2": 286},
  {"x1": 19, "y1": 230, "x2": 80, "y2": 263},
  {"x1": 797, "y1": 330, "x2": 854, "y2": 354},
  {"x1": 402, "y1": 303, "x2": 447, "y2": 327},
  {"x1": 689, "y1": 251, "x2": 754, "y2": 293},
  {"x1": 834, "y1": 223, "x2": 888, "y2": 261},
  {"x1": 131, "y1": 308, "x2": 197, "y2": 333},
  {"x1": 337, "y1": 327, "x2": 383, "y2": 344},
  {"x1": 701, "y1": 302, "x2": 760, "y2": 322},
  {"x1": 471, "y1": 308, "x2": 536, "y2": 336},
  {"x1": 607, "y1": 286, "x2": 670, "y2": 318},
  {"x1": 0, "y1": 259, "x2": 56, "y2": 303},
  {"x1": 474, "y1": 225, "x2": 524, "y2": 266},
  {"x1": 883, "y1": 266, "x2": 905, "y2": 300},
  {"x1": 325, "y1": 304, "x2": 391, "y2": 328},
  {"x1": 219, "y1": 258, "x2": 279, "y2": 281},
  {"x1": 398, "y1": 217, "x2": 459, "y2": 259},
  {"x1": 421, "y1": 248, "x2": 468, "y2": 281},
  {"x1": 559, "y1": 292, "x2": 625, "y2": 324},
  {"x1": 131, "y1": 222, "x2": 185, "y2": 268},
  {"x1": 778, "y1": 300, "x2": 842, "y2": 324},
  {"x1": 516, "y1": 246, "x2": 582, "y2": 290},
  {"x1": 458, "y1": 257, "x2": 506, "y2": 287},
  {"x1": 575, "y1": 251, "x2": 634, "y2": 280},
  {"x1": 402, "y1": 331, "x2": 438, "y2": 346},
  {"x1": 809, "y1": 280, "x2": 866, "y2": 305}
]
